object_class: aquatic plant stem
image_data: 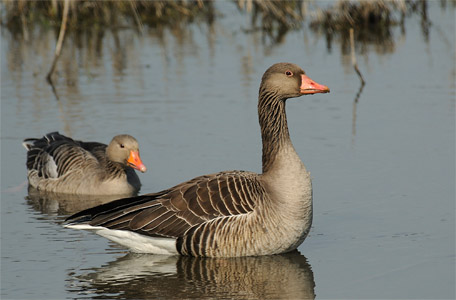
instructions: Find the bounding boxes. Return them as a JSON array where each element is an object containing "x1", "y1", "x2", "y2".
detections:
[
  {"x1": 349, "y1": 27, "x2": 365, "y2": 86},
  {"x1": 46, "y1": 0, "x2": 70, "y2": 84},
  {"x1": 129, "y1": 0, "x2": 144, "y2": 34},
  {"x1": 349, "y1": 27, "x2": 365, "y2": 145}
]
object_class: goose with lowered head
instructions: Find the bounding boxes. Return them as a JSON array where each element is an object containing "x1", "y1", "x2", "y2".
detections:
[{"x1": 65, "y1": 63, "x2": 329, "y2": 257}]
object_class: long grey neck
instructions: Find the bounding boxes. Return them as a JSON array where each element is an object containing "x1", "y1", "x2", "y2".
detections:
[{"x1": 258, "y1": 89, "x2": 291, "y2": 174}]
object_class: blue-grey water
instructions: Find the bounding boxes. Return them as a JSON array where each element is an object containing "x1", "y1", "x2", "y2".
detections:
[{"x1": 1, "y1": 2, "x2": 455, "y2": 299}]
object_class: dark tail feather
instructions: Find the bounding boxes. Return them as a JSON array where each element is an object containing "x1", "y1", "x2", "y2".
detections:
[
  {"x1": 22, "y1": 132, "x2": 66, "y2": 150},
  {"x1": 64, "y1": 193, "x2": 165, "y2": 225}
]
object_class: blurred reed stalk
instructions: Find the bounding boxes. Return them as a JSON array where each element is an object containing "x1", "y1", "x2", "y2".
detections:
[
  {"x1": 47, "y1": 0, "x2": 69, "y2": 84},
  {"x1": 236, "y1": 0, "x2": 304, "y2": 28},
  {"x1": 349, "y1": 27, "x2": 365, "y2": 86}
]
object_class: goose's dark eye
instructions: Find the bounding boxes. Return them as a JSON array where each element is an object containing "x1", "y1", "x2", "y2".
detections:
[
  {"x1": 285, "y1": 70, "x2": 293, "y2": 77},
  {"x1": 120, "y1": 144, "x2": 125, "y2": 148}
]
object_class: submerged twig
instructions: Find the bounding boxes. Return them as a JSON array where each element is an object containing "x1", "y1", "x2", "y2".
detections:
[
  {"x1": 349, "y1": 27, "x2": 365, "y2": 87},
  {"x1": 46, "y1": 0, "x2": 70, "y2": 84}
]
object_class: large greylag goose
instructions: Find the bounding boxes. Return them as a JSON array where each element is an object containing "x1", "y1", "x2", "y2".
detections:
[
  {"x1": 65, "y1": 63, "x2": 329, "y2": 257},
  {"x1": 23, "y1": 132, "x2": 147, "y2": 195}
]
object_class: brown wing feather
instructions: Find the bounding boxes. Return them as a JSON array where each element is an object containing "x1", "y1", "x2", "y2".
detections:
[
  {"x1": 195, "y1": 181, "x2": 218, "y2": 216},
  {"x1": 67, "y1": 170, "x2": 266, "y2": 240},
  {"x1": 25, "y1": 132, "x2": 103, "y2": 179},
  {"x1": 53, "y1": 144, "x2": 100, "y2": 177},
  {"x1": 129, "y1": 205, "x2": 166, "y2": 230}
]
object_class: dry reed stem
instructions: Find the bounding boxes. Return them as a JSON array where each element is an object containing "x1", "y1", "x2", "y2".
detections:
[
  {"x1": 349, "y1": 27, "x2": 365, "y2": 86},
  {"x1": 46, "y1": 0, "x2": 70, "y2": 84},
  {"x1": 129, "y1": 0, "x2": 144, "y2": 33}
]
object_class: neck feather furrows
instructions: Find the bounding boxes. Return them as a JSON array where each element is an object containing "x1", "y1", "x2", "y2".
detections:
[
  {"x1": 258, "y1": 89, "x2": 291, "y2": 173},
  {"x1": 100, "y1": 153, "x2": 127, "y2": 180}
]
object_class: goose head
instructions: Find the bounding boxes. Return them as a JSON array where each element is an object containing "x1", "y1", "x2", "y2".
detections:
[
  {"x1": 106, "y1": 135, "x2": 147, "y2": 173},
  {"x1": 259, "y1": 63, "x2": 329, "y2": 100}
]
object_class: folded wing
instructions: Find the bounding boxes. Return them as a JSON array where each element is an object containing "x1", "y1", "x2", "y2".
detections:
[{"x1": 66, "y1": 170, "x2": 265, "y2": 240}]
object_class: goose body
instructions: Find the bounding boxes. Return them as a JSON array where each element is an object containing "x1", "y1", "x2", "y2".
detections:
[
  {"x1": 23, "y1": 132, "x2": 147, "y2": 195},
  {"x1": 65, "y1": 63, "x2": 329, "y2": 257}
]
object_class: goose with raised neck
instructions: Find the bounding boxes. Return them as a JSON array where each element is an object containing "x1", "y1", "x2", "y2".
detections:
[
  {"x1": 23, "y1": 132, "x2": 147, "y2": 195},
  {"x1": 65, "y1": 63, "x2": 329, "y2": 257}
]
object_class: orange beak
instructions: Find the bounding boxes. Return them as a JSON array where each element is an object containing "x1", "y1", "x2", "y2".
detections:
[
  {"x1": 127, "y1": 150, "x2": 147, "y2": 173},
  {"x1": 300, "y1": 74, "x2": 330, "y2": 94}
]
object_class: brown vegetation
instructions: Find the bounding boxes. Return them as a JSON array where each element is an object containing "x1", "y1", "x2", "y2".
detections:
[
  {"x1": 2, "y1": 0, "x2": 214, "y2": 31},
  {"x1": 2, "y1": 0, "x2": 437, "y2": 35}
]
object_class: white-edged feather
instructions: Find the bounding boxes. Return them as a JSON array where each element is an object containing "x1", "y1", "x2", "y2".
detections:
[{"x1": 45, "y1": 153, "x2": 59, "y2": 178}]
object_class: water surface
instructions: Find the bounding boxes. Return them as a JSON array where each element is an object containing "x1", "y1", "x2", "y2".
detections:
[{"x1": 1, "y1": 2, "x2": 454, "y2": 299}]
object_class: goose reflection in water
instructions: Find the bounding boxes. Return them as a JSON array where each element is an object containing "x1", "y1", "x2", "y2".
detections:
[
  {"x1": 26, "y1": 186, "x2": 129, "y2": 216},
  {"x1": 69, "y1": 250, "x2": 315, "y2": 300}
]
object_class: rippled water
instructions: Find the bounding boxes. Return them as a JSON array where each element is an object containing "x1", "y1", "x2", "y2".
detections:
[{"x1": 1, "y1": 2, "x2": 455, "y2": 299}]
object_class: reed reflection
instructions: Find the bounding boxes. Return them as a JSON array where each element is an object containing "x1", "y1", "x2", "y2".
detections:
[
  {"x1": 3, "y1": 0, "x2": 436, "y2": 104},
  {"x1": 70, "y1": 250, "x2": 315, "y2": 300}
]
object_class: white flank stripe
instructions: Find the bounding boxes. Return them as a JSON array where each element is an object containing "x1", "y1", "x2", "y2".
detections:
[{"x1": 65, "y1": 224, "x2": 178, "y2": 255}]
